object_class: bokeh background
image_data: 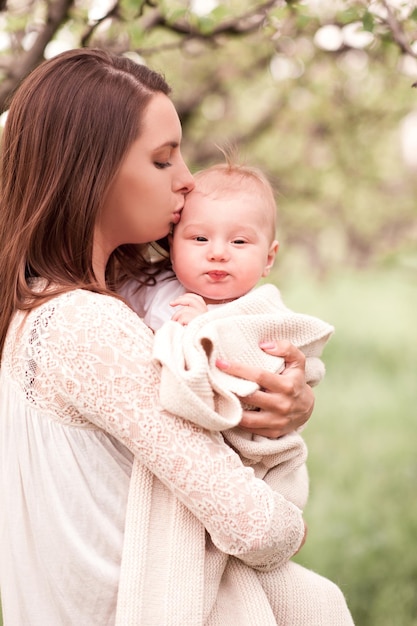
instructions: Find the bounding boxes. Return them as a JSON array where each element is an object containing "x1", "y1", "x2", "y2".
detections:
[{"x1": 1, "y1": 1, "x2": 417, "y2": 624}]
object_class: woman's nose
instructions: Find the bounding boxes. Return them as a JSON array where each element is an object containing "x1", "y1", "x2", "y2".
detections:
[{"x1": 177, "y1": 158, "x2": 195, "y2": 194}]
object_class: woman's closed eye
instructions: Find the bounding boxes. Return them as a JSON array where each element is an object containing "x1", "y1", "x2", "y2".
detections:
[{"x1": 154, "y1": 161, "x2": 172, "y2": 169}]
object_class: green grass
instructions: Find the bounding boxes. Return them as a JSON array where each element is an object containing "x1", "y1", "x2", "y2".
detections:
[
  {"x1": 276, "y1": 265, "x2": 417, "y2": 626},
  {"x1": 1, "y1": 265, "x2": 415, "y2": 626}
]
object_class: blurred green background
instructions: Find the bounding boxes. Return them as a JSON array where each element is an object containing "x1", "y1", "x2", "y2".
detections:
[
  {"x1": 1, "y1": 1, "x2": 417, "y2": 624},
  {"x1": 281, "y1": 264, "x2": 417, "y2": 626}
]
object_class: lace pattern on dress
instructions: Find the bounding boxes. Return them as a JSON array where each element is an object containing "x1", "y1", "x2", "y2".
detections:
[{"x1": 2, "y1": 289, "x2": 304, "y2": 565}]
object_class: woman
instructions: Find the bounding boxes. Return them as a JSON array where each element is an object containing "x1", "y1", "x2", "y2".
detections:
[{"x1": 0, "y1": 48, "x2": 353, "y2": 625}]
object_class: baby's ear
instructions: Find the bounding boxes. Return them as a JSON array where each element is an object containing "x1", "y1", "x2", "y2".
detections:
[{"x1": 262, "y1": 239, "x2": 279, "y2": 276}]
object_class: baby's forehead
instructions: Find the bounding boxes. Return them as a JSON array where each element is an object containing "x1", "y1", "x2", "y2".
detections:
[
  {"x1": 193, "y1": 170, "x2": 258, "y2": 196},
  {"x1": 186, "y1": 184, "x2": 266, "y2": 217},
  {"x1": 189, "y1": 172, "x2": 276, "y2": 235}
]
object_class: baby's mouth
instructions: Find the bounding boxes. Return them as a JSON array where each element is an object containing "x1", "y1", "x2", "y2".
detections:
[{"x1": 207, "y1": 271, "x2": 228, "y2": 280}]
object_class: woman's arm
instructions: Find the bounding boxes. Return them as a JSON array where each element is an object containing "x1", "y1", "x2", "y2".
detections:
[
  {"x1": 217, "y1": 340, "x2": 314, "y2": 438},
  {"x1": 34, "y1": 291, "x2": 305, "y2": 571}
]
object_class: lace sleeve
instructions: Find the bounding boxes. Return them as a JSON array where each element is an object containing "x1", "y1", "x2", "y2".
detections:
[{"x1": 19, "y1": 290, "x2": 305, "y2": 569}]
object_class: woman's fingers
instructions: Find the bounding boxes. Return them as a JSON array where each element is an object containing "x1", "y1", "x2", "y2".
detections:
[
  {"x1": 259, "y1": 339, "x2": 306, "y2": 373},
  {"x1": 215, "y1": 340, "x2": 315, "y2": 438}
]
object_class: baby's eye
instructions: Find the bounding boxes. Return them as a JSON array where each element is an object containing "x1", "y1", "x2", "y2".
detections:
[
  {"x1": 154, "y1": 161, "x2": 172, "y2": 169},
  {"x1": 195, "y1": 236, "x2": 208, "y2": 242},
  {"x1": 232, "y1": 238, "x2": 246, "y2": 244}
]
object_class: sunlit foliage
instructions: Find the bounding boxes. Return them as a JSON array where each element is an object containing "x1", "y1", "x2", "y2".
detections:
[{"x1": 0, "y1": 1, "x2": 416, "y2": 272}]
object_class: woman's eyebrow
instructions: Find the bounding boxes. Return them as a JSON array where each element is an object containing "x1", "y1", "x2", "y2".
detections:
[{"x1": 153, "y1": 140, "x2": 179, "y2": 150}]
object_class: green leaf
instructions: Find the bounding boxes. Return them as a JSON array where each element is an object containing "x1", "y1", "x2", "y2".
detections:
[
  {"x1": 167, "y1": 8, "x2": 189, "y2": 23},
  {"x1": 362, "y1": 11, "x2": 375, "y2": 33}
]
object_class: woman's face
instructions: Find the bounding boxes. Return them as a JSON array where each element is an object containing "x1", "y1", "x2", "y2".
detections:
[{"x1": 95, "y1": 93, "x2": 194, "y2": 264}]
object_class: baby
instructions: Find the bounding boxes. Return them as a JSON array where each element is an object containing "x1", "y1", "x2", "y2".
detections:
[{"x1": 124, "y1": 159, "x2": 334, "y2": 508}]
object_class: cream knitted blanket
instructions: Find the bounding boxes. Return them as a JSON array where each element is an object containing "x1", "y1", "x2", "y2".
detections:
[
  {"x1": 153, "y1": 284, "x2": 333, "y2": 426},
  {"x1": 152, "y1": 283, "x2": 333, "y2": 503},
  {"x1": 115, "y1": 285, "x2": 348, "y2": 626}
]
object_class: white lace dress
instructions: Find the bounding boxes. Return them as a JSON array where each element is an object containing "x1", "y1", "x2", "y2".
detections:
[{"x1": 0, "y1": 289, "x2": 305, "y2": 625}]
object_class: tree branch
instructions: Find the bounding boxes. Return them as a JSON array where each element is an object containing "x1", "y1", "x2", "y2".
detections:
[
  {"x1": 149, "y1": 0, "x2": 284, "y2": 38},
  {"x1": 81, "y1": 1, "x2": 121, "y2": 47},
  {"x1": 380, "y1": 0, "x2": 416, "y2": 57},
  {"x1": 0, "y1": 0, "x2": 75, "y2": 112}
]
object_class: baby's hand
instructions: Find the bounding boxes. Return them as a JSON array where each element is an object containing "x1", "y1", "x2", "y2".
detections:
[{"x1": 170, "y1": 293, "x2": 208, "y2": 325}]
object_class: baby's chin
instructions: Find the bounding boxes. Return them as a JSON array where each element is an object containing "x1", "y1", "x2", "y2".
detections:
[{"x1": 201, "y1": 292, "x2": 247, "y2": 306}]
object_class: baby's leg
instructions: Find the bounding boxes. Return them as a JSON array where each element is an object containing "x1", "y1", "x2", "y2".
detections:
[{"x1": 257, "y1": 561, "x2": 355, "y2": 625}]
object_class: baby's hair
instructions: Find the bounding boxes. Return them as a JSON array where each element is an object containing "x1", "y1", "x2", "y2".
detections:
[{"x1": 193, "y1": 149, "x2": 278, "y2": 241}]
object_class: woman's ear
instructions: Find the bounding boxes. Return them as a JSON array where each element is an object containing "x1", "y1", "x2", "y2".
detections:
[{"x1": 262, "y1": 239, "x2": 279, "y2": 276}]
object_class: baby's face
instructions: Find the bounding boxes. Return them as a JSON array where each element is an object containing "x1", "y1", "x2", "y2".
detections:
[{"x1": 170, "y1": 188, "x2": 278, "y2": 304}]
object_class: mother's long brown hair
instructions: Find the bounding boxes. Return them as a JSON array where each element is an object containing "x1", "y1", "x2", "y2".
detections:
[{"x1": 0, "y1": 48, "x2": 170, "y2": 357}]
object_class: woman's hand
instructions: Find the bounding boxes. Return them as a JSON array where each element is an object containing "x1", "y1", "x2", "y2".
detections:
[{"x1": 215, "y1": 340, "x2": 314, "y2": 438}]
